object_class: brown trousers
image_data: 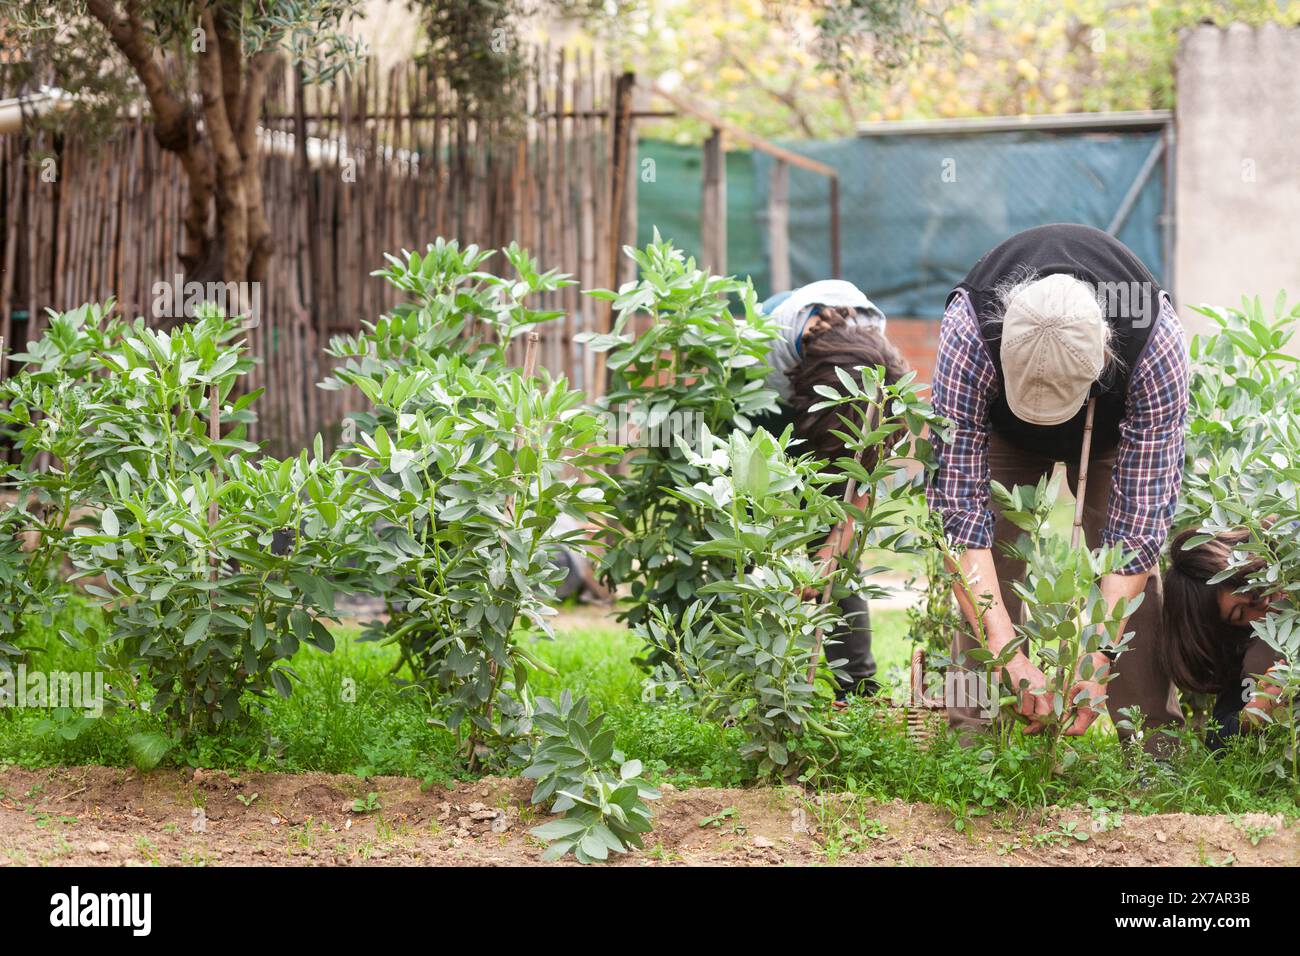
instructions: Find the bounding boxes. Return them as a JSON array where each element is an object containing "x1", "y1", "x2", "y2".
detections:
[{"x1": 948, "y1": 432, "x2": 1184, "y2": 749}]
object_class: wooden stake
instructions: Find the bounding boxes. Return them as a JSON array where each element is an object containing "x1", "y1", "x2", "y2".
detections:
[
  {"x1": 806, "y1": 398, "x2": 885, "y2": 686},
  {"x1": 805, "y1": 472, "x2": 861, "y2": 686},
  {"x1": 700, "y1": 127, "x2": 727, "y2": 274},
  {"x1": 521, "y1": 330, "x2": 541, "y2": 380},
  {"x1": 209, "y1": 383, "x2": 220, "y2": 578},
  {"x1": 1071, "y1": 397, "x2": 1097, "y2": 550}
]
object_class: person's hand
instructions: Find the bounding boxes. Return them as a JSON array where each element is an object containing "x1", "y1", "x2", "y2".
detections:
[
  {"x1": 813, "y1": 541, "x2": 837, "y2": 573},
  {"x1": 1063, "y1": 683, "x2": 1105, "y2": 735},
  {"x1": 800, "y1": 541, "x2": 839, "y2": 602},
  {"x1": 1063, "y1": 652, "x2": 1111, "y2": 735},
  {"x1": 1003, "y1": 654, "x2": 1051, "y2": 732},
  {"x1": 1241, "y1": 674, "x2": 1283, "y2": 730}
]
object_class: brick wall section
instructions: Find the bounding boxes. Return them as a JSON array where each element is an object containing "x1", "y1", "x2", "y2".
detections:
[{"x1": 886, "y1": 317, "x2": 941, "y2": 391}]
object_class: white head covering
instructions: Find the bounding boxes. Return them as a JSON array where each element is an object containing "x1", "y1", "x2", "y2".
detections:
[
  {"x1": 768, "y1": 280, "x2": 886, "y2": 330},
  {"x1": 762, "y1": 280, "x2": 887, "y2": 402}
]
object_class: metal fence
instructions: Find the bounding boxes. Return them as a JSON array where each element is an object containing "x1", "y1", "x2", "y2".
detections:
[{"x1": 638, "y1": 112, "x2": 1173, "y2": 316}]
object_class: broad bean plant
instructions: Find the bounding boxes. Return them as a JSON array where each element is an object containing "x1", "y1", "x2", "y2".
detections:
[
  {"x1": 577, "y1": 235, "x2": 781, "y2": 655},
  {"x1": 990, "y1": 475, "x2": 1136, "y2": 768},
  {"x1": 337, "y1": 360, "x2": 619, "y2": 765},
  {"x1": 0, "y1": 303, "x2": 129, "y2": 663},
  {"x1": 522, "y1": 692, "x2": 658, "y2": 864},
  {"x1": 322, "y1": 239, "x2": 572, "y2": 422},
  {"x1": 1179, "y1": 294, "x2": 1300, "y2": 778},
  {"x1": 639, "y1": 426, "x2": 850, "y2": 776},
  {"x1": 1, "y1": 305, "x2": 356, "y2": 734}
]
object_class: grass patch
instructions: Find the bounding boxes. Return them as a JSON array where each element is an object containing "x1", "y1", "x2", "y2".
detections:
[{"x1": 1, "y1": 602, "x2": 1297, "y2": 822}]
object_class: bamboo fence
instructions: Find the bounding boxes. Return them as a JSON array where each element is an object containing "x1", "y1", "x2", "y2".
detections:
[{"x1": 0, "y1": 50, "x2": 639, "y2": 455}]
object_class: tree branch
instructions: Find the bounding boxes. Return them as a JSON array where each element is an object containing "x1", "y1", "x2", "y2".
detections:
[
  {"x1": 85, "y1": 0, "x2": 215, "y2": 274},
  {"x1": 724, "y1": 50, "x2": 818, "y2": 138},
  {"x1": 84, "y1": 0, "x2": 188, "y2": 149},
  {"x1": 198, "y1": 6, "x2": 249, "y2": 280},
  {"x1": 240, "y1": 52, "x2": 275, "y2": 286},
  {"x1": 214, "y1": 3, "x2": 245, "y2": 139}
]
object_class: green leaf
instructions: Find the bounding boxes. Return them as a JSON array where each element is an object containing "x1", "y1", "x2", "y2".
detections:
[
  {"x1": 530, "y1": 819, "x2": 588, "y2": 841},
  {"x1": 127, "y1": 732, "x2": 173, "y2": 771},
  {"x1": 182, "y1": 614, "x2": 210, "y2": 646}
]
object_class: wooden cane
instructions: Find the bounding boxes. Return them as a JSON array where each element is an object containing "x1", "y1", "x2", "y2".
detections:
[
  {"x1": 806, "y1": 399, "x2": 880, "y2": 686},
  {"x1": 1071, "y1": 397, "x2": 1097, "y2": 550},
  {"x1": 209, "y1": 383, "x2": 220, "y2": 579},
  {"x1": 520, "y1": 330, "x2": 541, "y2": 380},
  {"x1": 1063, "y1": 396, "x2": 1101, "y2": 731},
  {"x1": 806, "y1": 471, "x2": 860, "y2": 686},
  {"x1": 479, "y1": 332, "x2": 543, "y2": 768}
]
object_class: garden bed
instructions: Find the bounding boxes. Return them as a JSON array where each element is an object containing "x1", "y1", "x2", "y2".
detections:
[
  {"x1": 0, "y1": 765, "x2": 1292, "y2": 867},
  {"x1": 2, "y1": 249, "x2": 1299, "y2": 868}
]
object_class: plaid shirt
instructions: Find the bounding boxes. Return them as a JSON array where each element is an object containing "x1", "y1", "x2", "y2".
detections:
[{"x1": 926, "y1": 292, "x2": 1188, "y2": 574}]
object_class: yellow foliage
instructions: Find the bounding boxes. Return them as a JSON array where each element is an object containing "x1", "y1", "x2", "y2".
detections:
[
  {"x1": 1014, "y1": 58, "x2": 1039, "y2": 82},
  {"x1": 622, "y1": 0, "x2": 1299, "y2": 142}
]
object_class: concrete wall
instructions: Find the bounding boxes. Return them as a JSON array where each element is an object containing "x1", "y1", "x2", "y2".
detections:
[{"x1": 1175, "y1": 24, "x2": 1300, "y2": 337}]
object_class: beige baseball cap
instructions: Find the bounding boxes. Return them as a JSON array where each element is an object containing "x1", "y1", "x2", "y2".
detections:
[{"x1": 1000, "y1": 274, "x2": 1106, "y2": 426}]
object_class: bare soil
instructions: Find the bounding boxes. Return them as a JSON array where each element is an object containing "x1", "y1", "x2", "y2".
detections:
[{"x1": 0, "y1": 765, "x2": 1294, "y2": 866}]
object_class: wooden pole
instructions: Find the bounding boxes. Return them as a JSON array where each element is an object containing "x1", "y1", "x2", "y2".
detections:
[
  {"x1": 521, "y1": 331, "x2": 541, "y2": 380},
  {"x1": 767, "y1": 159, "x2": 790, "y2": 292},
  {"x1": 1071, "y1": 397, "x2": 1098, "y2": 550},
  {"x1": 806, "y1": 470, "x2": 861, "y2": 686},
  {"x1": 829, "y1": 175, "x2": 842, "y2": 279},
  {"x1": 594, "y1": 71, "x2": 635, "y2": 403},
  {"x1": 607, "y1": 71, "x2": 635, "y2": 288},
  {"x1": 209, "y1": 383, "x2": 220, "y2": 578},
  {"x1": 700, "y1": 127, "x2": 727, "y2": 274}
]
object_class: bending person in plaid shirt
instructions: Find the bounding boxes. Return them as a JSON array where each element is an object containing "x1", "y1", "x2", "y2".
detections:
[{"x1": 926, "y1": 224, "x2": 1189, "y2": 751}]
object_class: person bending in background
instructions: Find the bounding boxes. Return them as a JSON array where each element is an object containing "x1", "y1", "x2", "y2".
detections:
[
  {"x1": 1162, "y1": 527, "x2": 1288, "y2": 750},
  {"x1": 753, "y1": 280, "x2": 909, "y2": 701}
]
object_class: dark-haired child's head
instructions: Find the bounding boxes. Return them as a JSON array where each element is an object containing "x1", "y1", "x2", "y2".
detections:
[
  {"x1": 1161, "y1": 527, "x2": 1273, "y2": 693},
  {"x1": 785, "y1": 320, "x2": 909, "y2": 471}
]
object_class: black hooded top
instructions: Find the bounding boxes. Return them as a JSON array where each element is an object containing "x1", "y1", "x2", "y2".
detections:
[{"x1": 946, "y1": 223, "x2": 1166, "y2": 461}]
